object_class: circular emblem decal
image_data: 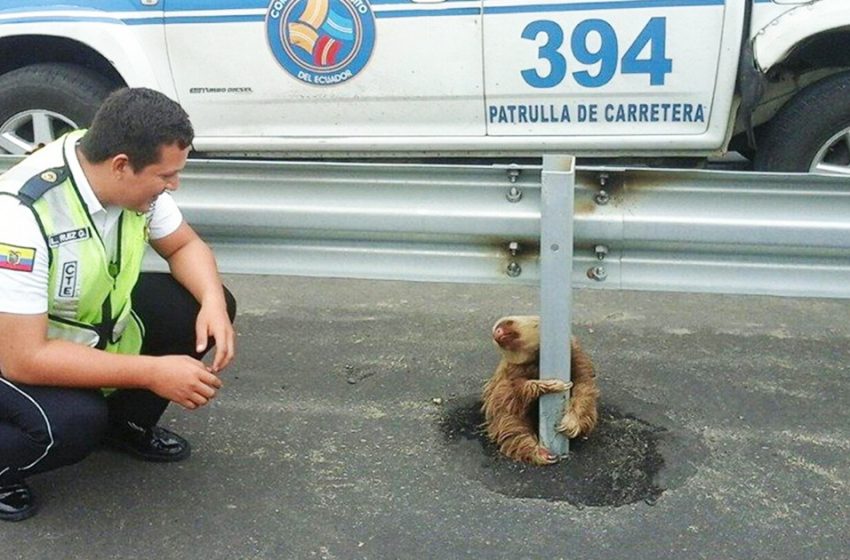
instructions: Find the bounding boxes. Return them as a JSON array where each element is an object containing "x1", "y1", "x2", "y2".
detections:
[
  {"x1": 41, "y1": 170, "x2": 57, "y2": 183},
  {"x1": 266, "y1": 0, "x2": 376, "y2": 86}
]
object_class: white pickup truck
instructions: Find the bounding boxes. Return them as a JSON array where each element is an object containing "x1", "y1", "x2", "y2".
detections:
[{"x1": 0, "y1": 0, "x2": 848, "y2": 173}]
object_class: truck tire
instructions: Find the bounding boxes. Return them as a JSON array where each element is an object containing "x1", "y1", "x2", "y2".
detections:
[
  {"x1": 0, "y1": 63, "x2": 115, "y2": 155},
  {"x1": 754, "y1": 71, "x2": 850, "y2": 174}
]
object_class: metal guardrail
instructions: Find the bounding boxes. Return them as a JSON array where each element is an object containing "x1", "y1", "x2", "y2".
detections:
[
  {"x1": 3, "y1": 154, "x2": 850, "y2": 454},
  {"x1": 4, "y1": 155, "x2": 849, "y2": 298},
  {"x1": 155, "y1": 158, "x2": 850, "y2": 300}
]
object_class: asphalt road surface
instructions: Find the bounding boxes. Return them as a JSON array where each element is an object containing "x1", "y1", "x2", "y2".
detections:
[{"x1": 2, "y1": 274, "x2": 848, "y2": 559}]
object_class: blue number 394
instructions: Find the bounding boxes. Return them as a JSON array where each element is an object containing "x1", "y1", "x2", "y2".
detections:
[{"x1": 521, "y1": 17, "x2": 673, "y2": 89}]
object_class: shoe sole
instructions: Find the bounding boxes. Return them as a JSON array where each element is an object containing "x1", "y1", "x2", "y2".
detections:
[
  {"x1": 0, "y1": 503, "x2": 37, "y2": 522},
  {"x1": 104, "y1": 440, "x2": 191, "y2": 463}
]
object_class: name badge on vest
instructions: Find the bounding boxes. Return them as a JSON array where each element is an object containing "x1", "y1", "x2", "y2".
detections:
[{"x1": 48, "y1": 227, "x2": 91, "y2": 248}]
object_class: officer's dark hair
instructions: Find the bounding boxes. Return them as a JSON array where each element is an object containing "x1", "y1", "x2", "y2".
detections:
[{"x1": 79, "y1": 87, "x2": 194, "y2": 171}]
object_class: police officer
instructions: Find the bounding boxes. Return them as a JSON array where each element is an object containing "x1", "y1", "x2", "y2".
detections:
[{"x1": 0, "y1": 88, "x2": 236, "y2": 521}]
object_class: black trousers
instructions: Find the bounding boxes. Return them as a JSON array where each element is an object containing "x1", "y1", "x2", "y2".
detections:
[{"x1": 0, "y1": 273, "x2": 236, "y2": 485}]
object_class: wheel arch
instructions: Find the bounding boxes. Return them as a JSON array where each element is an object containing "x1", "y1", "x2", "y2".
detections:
[
  {"x1": 753, "y1": 0, "x2": 850, "y2": 74},
  {"x1": 0, "y1": 35, "x2": 127, "y2": 89}
]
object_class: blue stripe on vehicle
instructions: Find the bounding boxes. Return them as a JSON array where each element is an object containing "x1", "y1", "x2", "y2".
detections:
[
  {"x1": 1, "y1": 0, "x2": 144, "y2": 9},
  {"x1": 485, "y1": 0, "x2": 724, "y2": 16},
  {"x1": 376, "y1": 7, "x2": 480, "y2": 18},
  {"x1": 0, "y1": 15, "x2": 133, "y2": 25},
  {"x1": 160, "y1": 14, "x2": 261, "y2": 24},
  {"x1": 0, "y1": 0, "x2": 725, "y2": 26},
  {"x1": 161, "y1": 0, "x2": 472, "y2": 9},
  {"x1": 158, "y1": 10, "x2": 480, "y2": 23},
  {"x1": 161, "y1": 0, "x2": 265, "y2": 8}
]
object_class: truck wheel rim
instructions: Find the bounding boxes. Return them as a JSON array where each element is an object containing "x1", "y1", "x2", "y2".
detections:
[
  {"x1": 810, "y1": 128, "x2": 850, "y2": 175},
  {"x1": 0, "y1": 110, "x2": 78, "y2": 155}
]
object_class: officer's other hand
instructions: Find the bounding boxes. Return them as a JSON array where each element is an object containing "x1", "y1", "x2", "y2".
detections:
[
  {"x1": 195, "y1": 301, "x2": 236, "y2": 374},
  {"x1": 149, "y1": 355, "x2": 223, "y2": 410}
]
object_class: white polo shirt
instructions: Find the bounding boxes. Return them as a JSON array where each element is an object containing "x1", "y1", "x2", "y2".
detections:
[{"x1": 0, "y1": 138, "x2": 183, "y2": 314}]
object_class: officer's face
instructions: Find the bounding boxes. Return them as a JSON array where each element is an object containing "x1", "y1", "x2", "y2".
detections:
[{"x1": 123, "y1": 143, "x2": 190, "y2": 213}]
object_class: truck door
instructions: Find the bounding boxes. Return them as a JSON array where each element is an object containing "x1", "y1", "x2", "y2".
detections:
[
  {"x1": 482, "y1": 0, "x2": 733, "y2": 148},
  {"x1": 163, "y1": 0, "x2": 485, "y2": 152}
]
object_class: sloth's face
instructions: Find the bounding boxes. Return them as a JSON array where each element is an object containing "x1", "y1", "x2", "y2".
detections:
[{"x1": 492, "y1": 315, "x2": 540, "y2": 364}]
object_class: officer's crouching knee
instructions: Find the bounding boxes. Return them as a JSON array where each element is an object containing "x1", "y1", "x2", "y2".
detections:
[{"x1": 47, "y1": 391, "x2": 110, "y2": 466}]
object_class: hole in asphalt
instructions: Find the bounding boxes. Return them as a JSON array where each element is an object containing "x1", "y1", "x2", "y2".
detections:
[{"x1": 438, "y1": 397, "x2": 690, "y2": 507}]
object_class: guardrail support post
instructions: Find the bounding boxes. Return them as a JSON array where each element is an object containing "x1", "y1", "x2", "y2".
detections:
[{"x1": 539, "y1": 155, "x2": 575, "y2": 457}]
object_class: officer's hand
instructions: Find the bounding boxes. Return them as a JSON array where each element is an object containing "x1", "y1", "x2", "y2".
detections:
[
  {"x1": 195, "y1": 301, "x2": 236, "y2": 374},
  {"x1": 149, "y1": 355, "x2": 223, "y2": 410}
]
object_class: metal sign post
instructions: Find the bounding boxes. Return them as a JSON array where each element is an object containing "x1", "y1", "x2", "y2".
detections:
[{"x1": 538, "y1": 155, "x2": 575, "y2": 457}]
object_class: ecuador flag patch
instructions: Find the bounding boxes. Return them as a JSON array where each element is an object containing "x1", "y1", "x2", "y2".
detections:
[{"x1": 0, "y1": 243, "x2": 36, "y2": 272}]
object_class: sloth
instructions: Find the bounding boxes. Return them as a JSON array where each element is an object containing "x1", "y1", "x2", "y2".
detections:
[{"x1": 482, "y1": 315, "x2": 599, "y2": 465}]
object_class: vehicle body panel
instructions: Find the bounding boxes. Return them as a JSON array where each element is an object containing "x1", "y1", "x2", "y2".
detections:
[{"x1": 3, "y1": 0, "x2": 839, "y2": 157}]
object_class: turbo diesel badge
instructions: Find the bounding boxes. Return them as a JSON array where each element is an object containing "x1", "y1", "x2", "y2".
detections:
[{"x1": 266, "y1": 0, "x2": 376, "y2": 86}]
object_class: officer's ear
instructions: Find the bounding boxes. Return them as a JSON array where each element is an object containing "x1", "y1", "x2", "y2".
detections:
[{"x1": 111, "y1": 153, "x2": 132, "y2": 178}]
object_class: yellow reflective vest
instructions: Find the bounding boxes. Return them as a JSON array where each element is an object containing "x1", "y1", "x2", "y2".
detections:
[{"x1": 0, "y1": 131, "x2": 147, "y2": 355}]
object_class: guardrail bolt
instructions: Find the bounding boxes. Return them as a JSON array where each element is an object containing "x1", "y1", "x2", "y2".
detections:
[
  {"x1": 507, "y1": 164, "x2": 521, "y2": 183},
  {"x1": 595, "y1": 173, "x2": 610, "y2": 205},
  {"x1": 587, "y1": 266, "x2": 607, "y2": 281},
  {"x1": 594, "y1": 244, "x2": 609, "y2": 260},
  {"x1": 508, "y1": 241, "x2": 520, "y2": 256},
  {"x1": 506, "y1": 185, "x2": 523, "y2": 203},
  {"x1": 594, "y1": 190, "x2": 610, "y2": 205},
  {"x1": 507, "y1": 262, "x2": 522, "y2": 277}
]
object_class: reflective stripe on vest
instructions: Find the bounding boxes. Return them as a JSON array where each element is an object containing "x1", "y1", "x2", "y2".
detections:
[{"x1": 11, "y1": 131, "x2": 148, "y2": 354}]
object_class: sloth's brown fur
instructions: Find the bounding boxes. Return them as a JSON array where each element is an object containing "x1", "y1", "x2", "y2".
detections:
[{"x1": 482, "y1": 315, "x2": 599, "y2": 465}]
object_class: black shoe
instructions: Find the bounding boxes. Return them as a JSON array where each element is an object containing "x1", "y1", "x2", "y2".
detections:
[
  {"x1": 0, "y1": 482, "x2": 37, "y2": 522},
  {"x1": 104, "y1": 422, "x2": 191, "y2": 462}
]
